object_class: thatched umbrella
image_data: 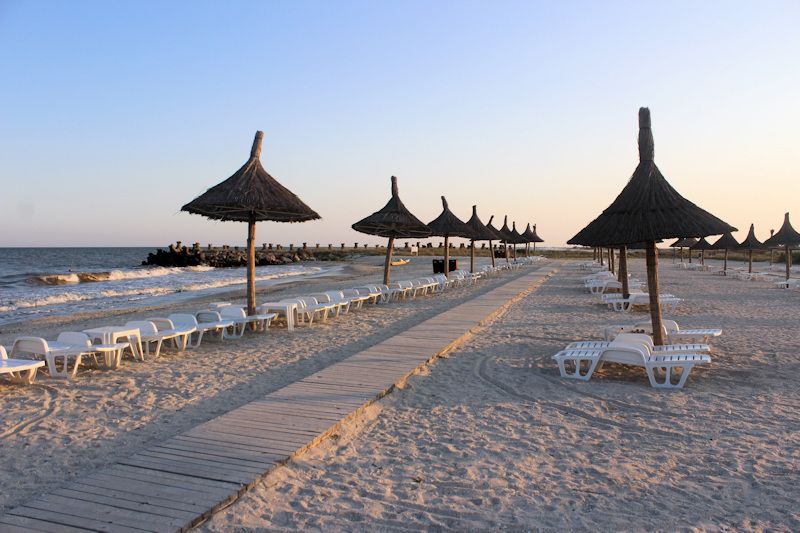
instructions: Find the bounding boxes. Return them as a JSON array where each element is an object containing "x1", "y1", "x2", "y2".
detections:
[
  {"x1": 352, "y1": 176, "x2": 431, "y2": 285},
  {"x1": 498, "y1": 216, "x2": 515, "y2": 263},
  {"x1": 737, "y1": 224, "x2": 764, "y2": 274},
  {"x1": 465, "y1": 206, "x2": 500, "y2": 273},
  {"x1": 485, "y1": 216, "x2": 504, "y2": 268},
  {"x1": 764, "y1": 213, "x2": 800, "y2": 280},
  {"x1": 568, "y1": 108, "x2": 735, "y2": 345},
  {"x1": 510, "y1": 222, "x2": 526, "y2": 261},
  {"x1": 690, "y1": 237, "x2": 714, "y2": 265},
  {"x1": 427, "y1": 197, "x2": 474, "y2": 278},
  {"x1": 669, "y1": 237, "x2": 698, "y2": 263},
  {"x1": 521, "y1": 224, "x2": 536, "y2": 257},
  {"x1": 182, "y1": 131, "x2": 320, "y2": 316},
  {"x1": 530, "y1": 224, "x2": 544, "y2": 253},
  {"x1": 709, "y1": 232, "x2": 739, "y2": 273}
]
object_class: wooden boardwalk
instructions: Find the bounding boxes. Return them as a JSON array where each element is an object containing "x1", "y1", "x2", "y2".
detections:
[{"x1": 0, "y1": 266, "x2": 557, "y2": 533}]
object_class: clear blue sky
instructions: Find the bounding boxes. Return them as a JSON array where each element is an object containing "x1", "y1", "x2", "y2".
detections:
[{"x1": 1, "y1": 0, "x2": 798, "y2": 247}]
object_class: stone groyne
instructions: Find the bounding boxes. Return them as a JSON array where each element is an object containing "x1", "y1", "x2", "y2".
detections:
[{"x1": 142, "y1": 242, "x2": 351, "y2": 268}]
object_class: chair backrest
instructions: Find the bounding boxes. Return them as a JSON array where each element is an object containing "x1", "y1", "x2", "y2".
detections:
[
  {"x1": 659, "y1": 319, "x2": 680, "y2": 333},
  {"x1": 11, "y1": 337, "x2": 49, "y2": 357},
  {"x1": 614, "y1": 333, "x2": 654, "y2": 349},
  {"x1": 297, "y1": 296, "x2": 319, "y2": 307},
  {"x1": 147, "y1": 318, "x2": 175, "y2": 332},
  {"x1": 325, "y1": 290, "x2": 344, "y2": 300},
  {"x1": 309, "y1": 293, "x2": 332, "y2": 303},
  {"x1": 196, "y1": 310, "x2": 223, "y2": 323},
  {"x1": 341, "y1": 289, "x2": 357, "y2": 297},
  {"x1": 0, "y1": 345, "x2": 7, "y2": 359},
  {"x1": 220, "y1": 307, "x2": 246, "y2": 319},
  {"x1": 602, "y1": 341, "x2": 651, "y2": 365},
  {"x1": 168, "y1": 313, "x2": 199, "y2": 327},
  {"x1": 126, "y1": 321, "x2": 158, "y2": 335},
  {"x1": 56, "y1": 332, "x2": 92, "y2": 348}
]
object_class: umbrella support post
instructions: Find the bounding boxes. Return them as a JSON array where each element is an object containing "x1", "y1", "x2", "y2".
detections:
[
  {"x1": 618, "y1": 245, "x2": 629, "y2": 299},
  {"x1": 246, "y1": 217, "x2": 257, "y2": 317},
  {"x1": 489, "y1": 240, "x2": 495, "y2": 268},
  {"x1": 645, "y1": 241, "x2": 665, "y2": 346},
  {"x1": 383, "y1": 236, "x2": 395, "y2": 285},
  {"x1": 444, "y1": 236, "x2": 450, "y2": 278},
  {"x1": 786, "y1": 244, "x2": 791, "y2": 280},
  {"x1": 470, "y1": 240, "x2": 475, "y2": 273},
  {"x1": 599, "y1": 248, "x2": 604, "y2": 266},
  {"x1": 749, "y1": 249, "x2": 753, "y2": 274},
  {"x1": 724, "y1": 249, "x2": 728, "y2": 273}
]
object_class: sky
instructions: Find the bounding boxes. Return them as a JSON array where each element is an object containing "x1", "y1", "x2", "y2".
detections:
[{"x1": 0, "y1": 0, "x2": 798, "y2": 248}]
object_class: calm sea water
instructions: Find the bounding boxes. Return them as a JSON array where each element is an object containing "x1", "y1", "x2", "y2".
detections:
[{"x1": 0, "y1": 248, "x2": 326, "y2": 325}]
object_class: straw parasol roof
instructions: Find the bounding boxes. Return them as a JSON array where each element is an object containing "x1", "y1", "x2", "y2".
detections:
[
  {"x1": 352, "y1": 176, "x2": 431, "y2": 239},
  {"x1": 182, "y1": 132, "x2": 320, "y2": 223},
  {"x1": 466, "y1": 206, "x2": 501, "y2": 241},
  {"x1": 709, "y1": 233, "x2": 739, "y2": 250},
  {"x1": 738, "y1": 224, "x2": 764, "y2": 249},
  {"x1": 352, "y1": 176, "x2": 431, "y2": 284},
  {"x1": 426, "y1": 197, "x2": 475, "y2": 239},
  {"x1": 568, "y1": 109, "x2": 735, "y2": 247},
  {"x1": 567, "y1": 107, "x2": 736, "y2": 345},
  {"x1": 181, "y1": 131, "x2": 319, "y2": 315},
  {"x1": 530, "y1": 224, "x2": 544, "y2": 243},
  {"x1": 690, "y1": 237, "x2": 714, "y2": 250},
  {"x1": 763, "y1": 213, "x2": 800, "y2": 247},
  {"x1": 498, "y1": 216, "x2": 514, "y2": 241},
  {"x1": 670, "y1": 237, "x2": 698, "y2": 248},
  {"x1": 510, "y1": 222, "x2": 526, "y2": 244},
  {"x1": 485, "y1": 216, "x2": 505, "y2": 240},
  {"x1": 521, "y1": 223, "x2": 536, "y2": 242}
]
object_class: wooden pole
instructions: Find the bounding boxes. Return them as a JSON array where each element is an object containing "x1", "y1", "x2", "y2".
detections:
[
  {"x1": 599, "y1": 247, "x2": 604, "y2": 266},
  {"x1": 246, "y1": 216, "x2": 256, "y2": 316},
  {"x1": 383, "y1": 236, "x2": 395, "y2": 285},
  {"x1": 680, "y1": 247, "x2": 684, "y2": 263},
  {"x1": 618, "y1": 245, "x2": 629, "y2": 299},
  {"x1": 688, "y1": 248, "x2": 692, "y2": 263},
  {"x1": 749, "y1": 249, "x2": 753, "y2": 274},
  {"x1": 470, "y1": 240, "x2": 475, "y2": 273},
  {"x1": 610, "y1": 247, "x2": 615, "y2": 274},
  {"x1": 645, "y1": 241, "x2": 665, "y2": 346},
  {"x1": 723, "y1": 248, "x2": 728, "y2": 273},
  {"x1": 505, "y1": 241, "x2": 510, "y2": 263},
  {"x1": 444, "y1": 235, "x2": 450, "y2": 278},
  {"x1": 489, "y1": 240, "x2": 496, "y2": 268},
  {"x1": 786, "y1": 244, "x2": 791, "y2": 280}
]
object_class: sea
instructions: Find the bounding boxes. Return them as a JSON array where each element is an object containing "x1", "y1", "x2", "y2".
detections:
[{"x1": 0, "y1": 248, "x2": 331, "y2": 326}]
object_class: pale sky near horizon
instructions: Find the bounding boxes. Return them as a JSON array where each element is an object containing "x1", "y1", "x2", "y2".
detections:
[{"x1": 1, "y1": 0, "x2": 798, "y2": 248}]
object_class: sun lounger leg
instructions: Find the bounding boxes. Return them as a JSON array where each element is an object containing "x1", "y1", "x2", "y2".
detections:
[{"x1": 646, "y1": 363, "x2": 694, "y2": 389}]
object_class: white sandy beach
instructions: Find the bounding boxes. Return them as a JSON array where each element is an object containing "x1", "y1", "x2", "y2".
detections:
[
  {"x1": 0, "y1": 254, "x2": 518, "y2": 515},
  {"x1": 197, "y1": 259, "x2": 799, "y2": 532}
]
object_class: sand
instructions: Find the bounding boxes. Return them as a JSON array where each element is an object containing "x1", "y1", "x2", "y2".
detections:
[
  {"x1": 198, "y1": 259, "x2": 799, "y2": 532},
  {"x1": 0, "y1": 254, "x2": 522, "y2": 515}
]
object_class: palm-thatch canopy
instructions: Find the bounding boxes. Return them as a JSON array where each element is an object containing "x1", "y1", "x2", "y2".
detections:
[
  {"x1": 709, "y1": 232, "x2": 739, "y2": 250},
  {"x1": 670, "y1": 237, "x2": 699, "y2": 248},
  {"x1": 530, "y1": 224, "x2": 544, "y2": 243},
  {"x1": 510, "y1": 222, "x2": 527, "y2": 244},
  {"x1": 738, "y1": 224, "x2": 764, "y2": 250},
  {"x1": 521, "y1": 223, "x2": 537, "y2": 242},
  {"x1": 763, "y1": 213, "x2": 800, "y2": 247},
  {"x1": 181, "y1": 131, "x2": 319, "y2": 316},
  {"x1": 466, "y1": 206, "x2": 500, "y2": 241},
  {"x1": 352, "y1": 176, "x2": 431, "y2": 285},
  {"x1": 498, "y1": 216, "x2": 515, "y2": 241},
  {"x1": 352, "y1": 176, "x2": 431, "y2": 239},
  {"x1": 690, "y1": 237, "x2": 714, "y2": 250},
  {"x1": 567, "y1": 108, "x2": 735, "y2": 346},
  {"x1": 426, "y1": 197, "x2": 475, "y2": 239},
  {"x1": 485, "y1": 216, "x2": 505, "y2": 240},
  {"x1": 568, "y1": 109, "x2": 735, "y2": 247},
  {"x1": 182, "y1": 132, "x2": 320, "y2": 223}
]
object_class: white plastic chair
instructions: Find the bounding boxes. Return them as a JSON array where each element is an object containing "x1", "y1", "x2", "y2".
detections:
[
  {"x1": 219, "y1": 306, "x2": 277, "y2": 333},
  {"x1": 11, "y1": 336, "x2": 87, "y2": 378},
  {"x1": 169, "y1": 313, "x2": 233, "y2": 348},
  {"x1": 125, "y1": 321, "x2": 185, "y2": 358}
]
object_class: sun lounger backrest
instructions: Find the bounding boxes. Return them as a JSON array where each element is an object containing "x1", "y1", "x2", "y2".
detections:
[
  {"x1": 11, "y1": 337, "x2": 49, "y2": 357},
  {"x1": 297, "y1": 296, "x2": 319, "y2": 307},
  {"x1": 614, "y1": 333, "x2": 654, "y2": 349},
  {"x1": 196, "y1": 311, "x2": 223, "y2": 323},
  {"x1": 601, "y1": 342, "x2": 650, "y2": 366},
  {"x1": 168, "y1": 314, "x2": 199, "y2": 328},
  {"x1": 148, "y1": 318, "x2": 175, "y2": 332},
  {"x1": 0, "y1": 346, "x2": 7, "y2": 359},
  {"x1": 56, "y1": 332, "x2": 92, "y2": 348},
  {"x1": 220, "y1": 307, "x2": 247, "y2": 319},
  {"x1": 126, "y1": 321, "x2": 158, "y2": 336}
]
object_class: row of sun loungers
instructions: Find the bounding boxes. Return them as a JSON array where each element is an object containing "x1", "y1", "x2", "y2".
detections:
[{"x1": 2, "y1": 264, "x2": 521, "y2": 385}]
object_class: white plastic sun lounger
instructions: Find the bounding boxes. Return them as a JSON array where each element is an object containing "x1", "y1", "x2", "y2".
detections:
[
  {"x1": 10, "y1": 337, "x2": 90, "y2": 379},
  {"x1": 280, "y1": 298, "x2": 333, "y2": 325},
  {"x1": 48, "y1": 332, "x2": 129, "y2": 370},
  {"x1": 1, "y1": 345, "x2": 45, "y2": 384},
  {"x1": 125, "y1": 321, "x2": 188, "y2": 358},
  {"x1": 147, "y1": 318, "x2": 196, "y2": 350},
  {"x1": 219, "y1": 306, "x2": 277, "y2": 334},
  {"x1": 338, "y1": 289, "x2": 370, "y2": 309},
  {"x1": 352, "y1": 286, "x2": 384, "y2": 304},
  {"x1": 310, "y1": 293, "x2": 351, "y2": 316},
  {"x1": 169, "y1": 313, "x2": 233, "y2": 348},
  {"x1": 552, "y1": 339, "x2": 711, "y2": 389}
]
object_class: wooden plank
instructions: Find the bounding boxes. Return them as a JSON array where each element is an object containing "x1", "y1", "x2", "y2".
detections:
[
  {"x1": 79, "y1": 473, "x2": 225, "y2": 507},
  {"x1": 52, "y1": 488, "x2": 196, "y2": 522},
  {"x1": 194, "y1": 423, "x2": 311, "y2": 448},
  {"x1": 106, "y1": 464, "x2": 240, "y2": 495},
  {"x1": 182, "y1": 428, "x2": 307, "y2": 453},
  {"x1": 137, "y1": 449, "x2": 267, "y2": 475},
  {"x1": 66, "y1": 480, "x2": 205, "y2": 514},
  {"x1": 0, "y1": 514, "x2": 91, "y2": 533},
  {"x1": 7, "y1": 506, "x2": 145, "y2": 533},
  {"x1": 26, "y1": 494, "x2": 183, "y2": 533},
  {"x1": 118, "y1": 456, "x2": 257, "y2": 486}
]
